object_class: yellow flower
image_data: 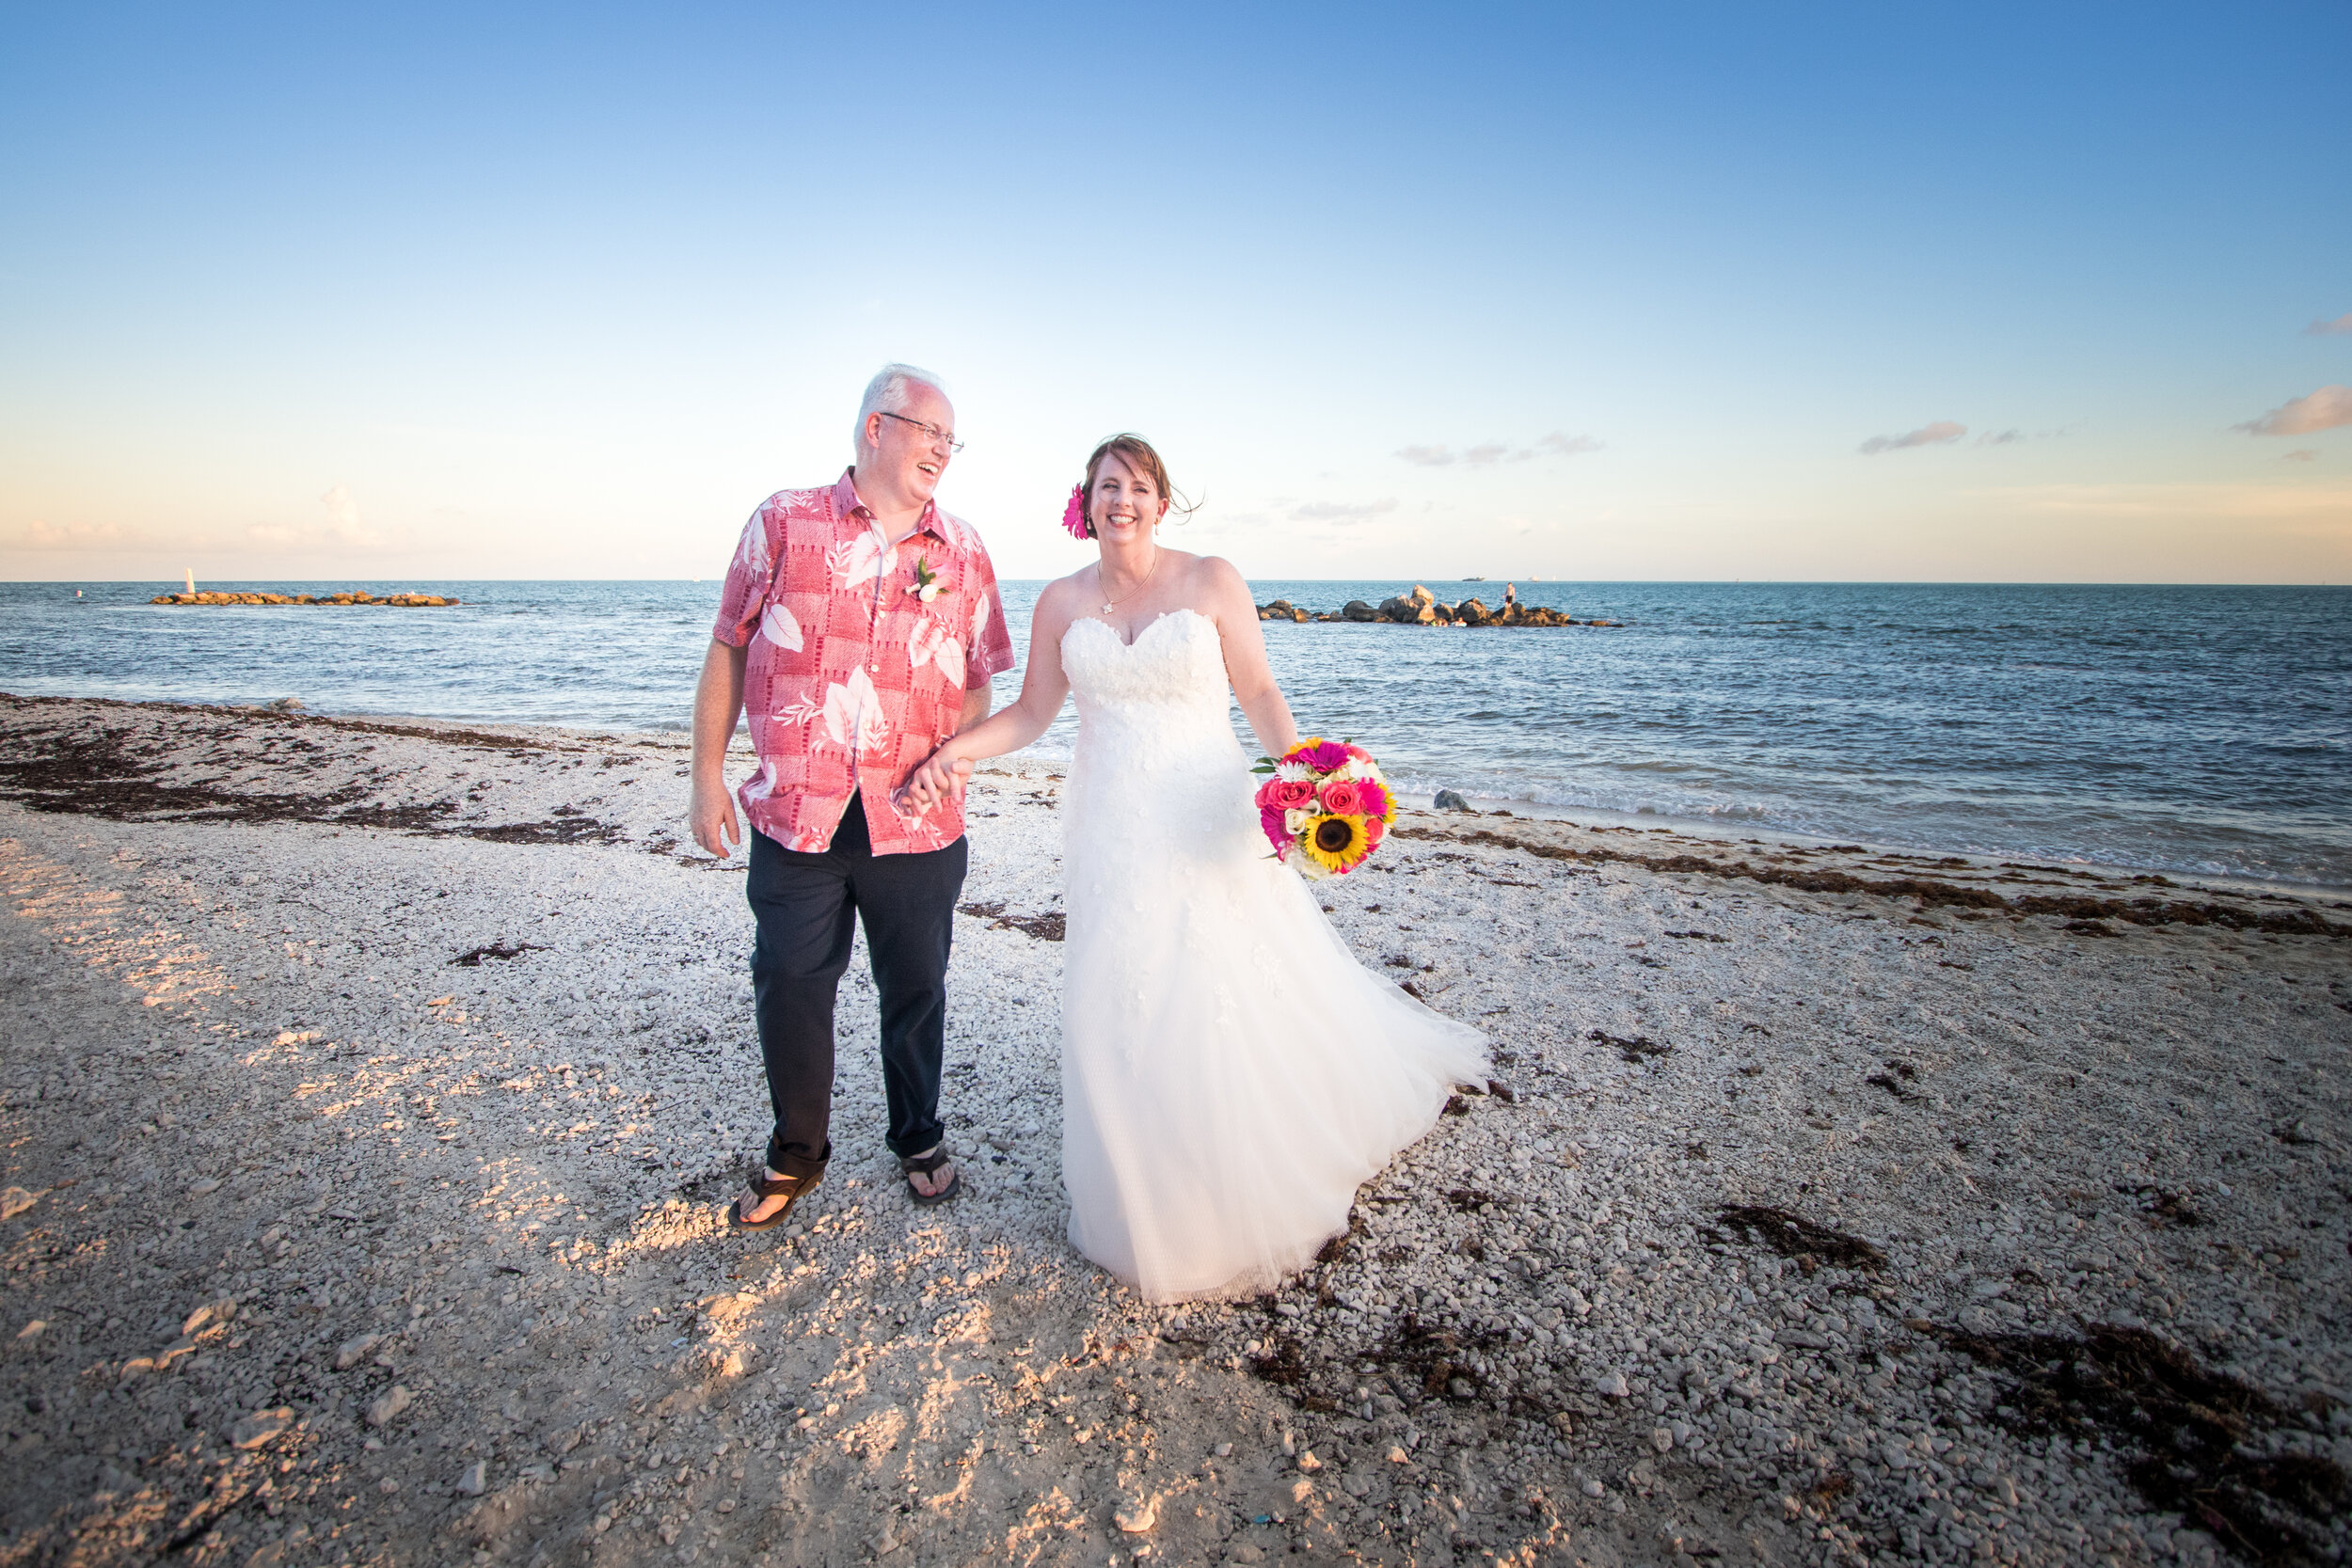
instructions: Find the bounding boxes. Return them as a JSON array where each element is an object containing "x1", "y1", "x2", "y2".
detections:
[{"x1": 1300, "y1": 813, "x2": 1371, "y2": 875}]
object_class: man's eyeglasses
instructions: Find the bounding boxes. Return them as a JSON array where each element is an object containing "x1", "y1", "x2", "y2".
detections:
[{"x1": 878, "y1": 411, "x2": 963, "y2": 453}]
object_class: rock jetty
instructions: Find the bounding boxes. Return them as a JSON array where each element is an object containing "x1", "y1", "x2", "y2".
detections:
[
  {"x1": 1259, "y1": 585, "x2": 1616, "y2": 627},
  {"x1": 149, "y1": 590, "x2": 461, "y2": 607}
]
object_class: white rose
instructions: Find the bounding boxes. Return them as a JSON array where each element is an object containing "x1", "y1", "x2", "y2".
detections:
[{"x1": 1284, "y1": 807, "x2": 1313, "y2": 835}]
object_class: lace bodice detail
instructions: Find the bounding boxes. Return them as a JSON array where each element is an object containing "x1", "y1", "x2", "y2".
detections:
[
  {"x1": 1057, "y1": 607, "x2": 1258, "y2": 916},
  {"x1": 1060, "y1": 610, "x2": 1232, "y2": 721}
]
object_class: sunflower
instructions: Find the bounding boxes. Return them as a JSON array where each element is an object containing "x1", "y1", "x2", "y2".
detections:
[{"x1": 1299, "y1": 813, "x2": 1372, "y2": 875}]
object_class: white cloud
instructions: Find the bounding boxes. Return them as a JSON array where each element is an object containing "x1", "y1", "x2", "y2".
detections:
[
  {"x1": 2303, "y1": 312, "x2": 2352, "y2": 337},
  {"x1": 1859, "y1": 420, "x2": 1966, "y2": 455},
  {"x1": 1289, "y1": 499, "x2": 1398, "y2": 523},
  {"x1": 1977, "y1": 429, "x2": 2024, "y2": 446},
  {"x1": 320, "y1": 483, "x2": 376, "y2": 544},
  {"x1": 1, "y1": 518, "x2": 129, "y2": 550},
  {"x1": 2235, "y1": 385, "x2": 2352, "y2": 437},
  {"x1": 1394, "y1": 432, "x2": 1602, "y2": 467}
]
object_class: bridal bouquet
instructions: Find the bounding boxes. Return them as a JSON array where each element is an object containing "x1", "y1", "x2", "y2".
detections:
[{"x1": 1252, "y1": 738, "x2": 1397, "y2": 879}]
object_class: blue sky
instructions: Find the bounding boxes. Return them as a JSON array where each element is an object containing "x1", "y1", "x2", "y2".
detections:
[{"x1": 3, "y1": 3, "x2": 2346, "y2": 583}]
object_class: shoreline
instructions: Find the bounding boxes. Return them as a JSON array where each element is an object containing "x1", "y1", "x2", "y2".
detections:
[
  {"x1": 2, "y1": 693, "x2": 2348, "y2": 1567},
  {"x1": 24, "y1": 691, "x2": 2336, "y2": 905}
]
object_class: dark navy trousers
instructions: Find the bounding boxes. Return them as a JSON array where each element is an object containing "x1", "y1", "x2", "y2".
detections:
[{"x1": 746, "y1": 795, "x2": 966, "y2": 1180}]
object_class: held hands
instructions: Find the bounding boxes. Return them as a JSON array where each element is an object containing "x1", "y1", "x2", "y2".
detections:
[{"x1": 898, "y1": 749, "x2": 974, "y2": 816}]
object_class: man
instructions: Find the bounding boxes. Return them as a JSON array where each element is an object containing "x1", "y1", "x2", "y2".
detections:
[{"x1": 690, "y1": 364, "x2": 1013, "y2": 1226}]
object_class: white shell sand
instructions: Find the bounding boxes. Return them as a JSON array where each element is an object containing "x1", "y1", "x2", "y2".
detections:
[{"x1": 0, "y1": 694, "x2": 2344, "y2": 1566}]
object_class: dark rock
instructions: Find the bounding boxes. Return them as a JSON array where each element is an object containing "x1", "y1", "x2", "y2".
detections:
[
  {"x1": 1433, "y1": 789, "x2": 1476, "y2": 813},
  {"x1": 1342, "y1": 600, "x2": 1379, "y2": 623}
]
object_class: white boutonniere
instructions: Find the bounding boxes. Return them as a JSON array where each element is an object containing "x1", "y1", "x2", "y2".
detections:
[{"x1": 907, "y1": 556, "x2": 944, "y2": 602}]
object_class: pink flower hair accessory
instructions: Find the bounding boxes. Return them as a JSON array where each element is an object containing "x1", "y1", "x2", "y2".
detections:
[{"x1": 1061, "y1": 483, "x2": 1089, "y2": 541}]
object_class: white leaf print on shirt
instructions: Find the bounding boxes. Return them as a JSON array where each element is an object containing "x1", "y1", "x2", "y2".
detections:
[
  {"x1": 736, "y1": 511, "x2": 770, "y2": 577},
  {"x1": 760, "y1": 603, "x2": 803, "y2": 652},
  {"x1": 818, "y1": 665, "x2": 890, "y2": 752},
  {"x1": 827, "y1": 533, "x2": 886, "y2": 589},
  {"x1": 905, "y1": 619, "x2": 968, "y2": 688},
  {"x1": 741, "y1": 757, "x2": 780, "y2": 800},
  {"x1": 968, "y1": 593, "x2": 991, "y2": 647}
]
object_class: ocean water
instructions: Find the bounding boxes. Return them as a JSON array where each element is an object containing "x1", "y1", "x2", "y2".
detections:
[{"x1": 3, "y1": 578, "x2": 2346, "y2": 890}]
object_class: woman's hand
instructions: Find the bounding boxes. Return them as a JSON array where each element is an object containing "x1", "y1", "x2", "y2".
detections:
[{"x1": 898, "y1": 749, "x2": 974, "y2": 815}]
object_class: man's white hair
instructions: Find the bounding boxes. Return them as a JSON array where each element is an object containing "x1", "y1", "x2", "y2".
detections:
[{"x1": 853, "y1": 363, "x2": 950, "y2": 455}]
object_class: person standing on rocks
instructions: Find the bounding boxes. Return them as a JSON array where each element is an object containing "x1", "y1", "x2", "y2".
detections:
[{"x1": 689, "y1": 364, "x2": 1015, "y2": 1225}]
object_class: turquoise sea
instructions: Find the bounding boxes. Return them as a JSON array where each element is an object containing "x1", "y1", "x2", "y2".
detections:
[{"x1": 2, "y1": 579, "x2": 2346, "y2": 890}]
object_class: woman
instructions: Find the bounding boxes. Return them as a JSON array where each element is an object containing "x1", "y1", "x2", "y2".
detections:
[{"x1": 902, "y1": 436, "x2": 1487, "y2": 1301}]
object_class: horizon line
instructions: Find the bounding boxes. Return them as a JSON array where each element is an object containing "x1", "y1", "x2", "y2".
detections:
[{"x1": 0, "y1": 577, "x2": 2343, "y2": 590}]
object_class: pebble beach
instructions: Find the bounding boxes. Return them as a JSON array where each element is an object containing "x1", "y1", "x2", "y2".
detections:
[{"x1": 1, "y1": 692, "x2": 2347, "y2": 1568}]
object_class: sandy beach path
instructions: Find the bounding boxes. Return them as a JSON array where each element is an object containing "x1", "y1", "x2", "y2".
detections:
[{"x1": 1, "y1": 694, "x2": 2346, "y2": 1568}]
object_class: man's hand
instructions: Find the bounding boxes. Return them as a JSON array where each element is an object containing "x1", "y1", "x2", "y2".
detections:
[
  {"x1": 691, "y1": 775, "x2": 742, "y2": 857},
  {"x1": 898, "y1": 751, "x2": 973, "y2": 816},
  {"x1": 689, "y1": 638, "x2": 748, "y2": 856}
]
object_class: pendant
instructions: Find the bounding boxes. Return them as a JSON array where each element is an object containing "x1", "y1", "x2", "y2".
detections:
[{"x1": 1102, "y1": 603, "x2": 1116, "y2": 613}]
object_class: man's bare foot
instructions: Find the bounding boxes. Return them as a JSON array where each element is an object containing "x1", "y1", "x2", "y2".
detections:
[
  {"x1": 736, "y1": 1167, "x2": 801, "y2": 1225},
  {"x1": 904, "y1": 1146, "x2": 955, "y2": 1200}
]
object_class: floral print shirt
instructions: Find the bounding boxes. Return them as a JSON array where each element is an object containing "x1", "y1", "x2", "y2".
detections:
[{"x1": 712, "y1": 470, "x2": 1014, "y2": 855}]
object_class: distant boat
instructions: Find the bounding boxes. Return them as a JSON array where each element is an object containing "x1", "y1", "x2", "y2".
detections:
[{"x1": 1461, "y1": 576, "x2": 1486, "y2": 581}]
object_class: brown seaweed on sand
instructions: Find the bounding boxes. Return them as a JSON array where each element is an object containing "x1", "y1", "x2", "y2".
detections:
[
  {"x1": 1934, "y1": 1323, "x2": 2347, "y2": 1564},
  {"x1": 1393, "y1": 825, "x2": 2349, "y2": 938},
  {"x1": 1711, "y1": 1205, "x2": 1888, "y2": 1272}
]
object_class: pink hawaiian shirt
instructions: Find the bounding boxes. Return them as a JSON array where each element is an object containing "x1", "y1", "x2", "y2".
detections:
[{"x1": 713, "y1": 470, "x2": 1015, "y2": 855}]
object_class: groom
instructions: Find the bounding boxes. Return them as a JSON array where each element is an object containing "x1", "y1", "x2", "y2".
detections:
[{"x1": 690, "y1": 364, "x2": 1014, "y2": 1225}]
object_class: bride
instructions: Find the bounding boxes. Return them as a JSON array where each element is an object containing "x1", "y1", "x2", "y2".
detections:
[{"x1": 903, "y1": 435, "x2": 1488, "y2": 1301}]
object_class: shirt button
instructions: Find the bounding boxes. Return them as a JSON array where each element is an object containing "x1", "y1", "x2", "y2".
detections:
[{"x1": 869, "y1": 662, "x2": 880, "y2": 673}]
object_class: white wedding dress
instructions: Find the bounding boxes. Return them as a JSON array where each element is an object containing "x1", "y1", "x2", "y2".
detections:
[{"x1": 1057, "y1": 609, "x2": 1489, "y2": 1301}]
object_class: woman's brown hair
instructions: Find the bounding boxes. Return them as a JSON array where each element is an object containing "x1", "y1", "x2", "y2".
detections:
[{"x1": 1079, "y1": 434, "x2": 1197, "y2": 538}]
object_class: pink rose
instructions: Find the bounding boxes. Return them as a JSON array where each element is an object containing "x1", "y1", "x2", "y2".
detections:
[
  {"x1": 1364, "y1": 816, "x2": 1385, "y2": 848},
  {"x1": 1265, "y1": 777, "x2": 1316, "y2": 811},
  {"x1": 1318, "y1": 779, "x2": 1362, "y2": 816}
]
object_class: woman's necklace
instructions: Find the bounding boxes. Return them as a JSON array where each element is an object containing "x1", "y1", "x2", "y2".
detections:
[{"x1": 1097, "y1": 546, "x2": 1162, "y2": 614}]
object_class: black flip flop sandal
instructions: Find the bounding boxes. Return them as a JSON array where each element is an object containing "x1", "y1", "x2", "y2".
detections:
[
  {"x1": 899, "y1": 1147, "x2": 961, "y2": 1207},
  {"x1": 727, "y1": 1167, "x2": 819, "y2": 1231}
]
